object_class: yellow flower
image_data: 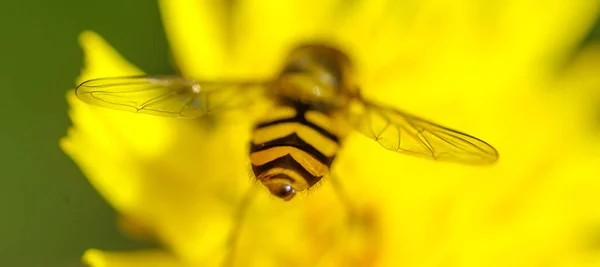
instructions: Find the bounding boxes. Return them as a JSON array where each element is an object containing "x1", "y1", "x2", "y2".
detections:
[{"x1": 61, "y1": 0, "x2": 600, "y2": 266}]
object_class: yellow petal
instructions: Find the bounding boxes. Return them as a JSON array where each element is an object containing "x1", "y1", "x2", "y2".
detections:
[
  {"x1": 230, "y1": 0, "x2": 340, "y2": 78},
  {"x1": 360, "y1": 0, "x2": 599, "y2": 120},
  {"x1": 83, "y1": 249, "x2": 184, "y2": 267},
  {"x1": 65, "y1": 33, "x2": 269, "y2": 265},
  {"x1": 158, "y1": 0, "x2": 228, "y2": 79},
  {"x1": 62, "y1": 32, "x2": 179, "y2": 212},
  {"x1": 77, "y1": 30, "x2": 144, "y2": 82}
]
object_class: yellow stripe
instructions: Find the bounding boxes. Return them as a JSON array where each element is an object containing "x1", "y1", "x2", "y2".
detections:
[
  {"x1": 305, "y1": 111, "x2": 333, "y2": 133},
  {"x1": 252, "y1": 122, "x2": 338, "y2": 157},
  {"x1": 255, "y1": 106, "x2": 296, "y2": 124},
  {"x1": 250, "y1": 146, "x2": 329, "y2": 177}
]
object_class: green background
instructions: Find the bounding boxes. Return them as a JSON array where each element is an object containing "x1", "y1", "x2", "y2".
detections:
[
  {"x1": 0, "y1": 1, "x2": 172, "y2": 266},
  {"x1": 0, "y1": 1, "x2": 598, "y2": 267}
]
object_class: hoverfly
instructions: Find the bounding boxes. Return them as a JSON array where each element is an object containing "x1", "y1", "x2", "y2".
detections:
[{"x1": 76, "y1": 44, "x2": 498, "y2": 201}]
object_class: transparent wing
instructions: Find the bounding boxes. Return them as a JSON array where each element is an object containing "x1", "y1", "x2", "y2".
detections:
[
  {"x1": 75, "y1": 75, "x2": 270, "y2": 118},
  {"x1": 349, "y1": 100, "x2": 498, "y2": 164}
]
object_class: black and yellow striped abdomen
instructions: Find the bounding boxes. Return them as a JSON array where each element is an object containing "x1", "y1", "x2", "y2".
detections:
[{"x1": 250, "y1": 100, "x2": 342, "y2": 200}]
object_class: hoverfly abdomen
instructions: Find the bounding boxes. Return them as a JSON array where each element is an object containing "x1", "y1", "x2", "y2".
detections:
[{"x1": 249, "y1": 100, "x2": 342, "y2": 201}]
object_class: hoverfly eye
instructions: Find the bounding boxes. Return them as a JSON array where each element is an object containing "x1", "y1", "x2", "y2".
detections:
[{"x1": 274, "y1": 184, "x2": 296, "y2": 201}]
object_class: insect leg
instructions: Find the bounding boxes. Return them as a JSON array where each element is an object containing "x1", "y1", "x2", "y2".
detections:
[
  {"x1": 221, "y1": 184, "x2": 258, "y2": 267},
  {"x1": 328, "y1": 172, "x2": 356, "y2": 218},
  {"x1": 305, "y1": 173, "x2": 360, "y2": 267},
  {"x1": 324, "y1": 173, "x2": 382, "y2": 267}
]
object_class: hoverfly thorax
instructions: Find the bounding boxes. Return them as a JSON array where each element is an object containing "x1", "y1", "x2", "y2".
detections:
[{"x1": 274, "y1": 44, "x2": 356, "y2": 108}]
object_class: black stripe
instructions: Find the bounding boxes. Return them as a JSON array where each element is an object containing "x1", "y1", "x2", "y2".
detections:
[
  {"x1": 255, "y1": 102, "x2": 339, "y2": 144},
  {"x1": 250, "y1": 133, "x2": 333, "y2": 166},
  {"x1": 255, "y1": 118, "x2": 338, "y2": 143},
  {"x1": 252, "y1": 154, "x2": 321, "y2": 186}
]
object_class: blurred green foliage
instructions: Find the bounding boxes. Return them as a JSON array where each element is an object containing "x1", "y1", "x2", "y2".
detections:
[
  {"x1": 0, "y1": 1, "x2": 598, "y2": 267},
  {"x1": 0, "y1": 1, "x2": 173, "y2": 266},
  {"x1": 582, "y1": 15, "x2": 600, "y2": 44}
]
